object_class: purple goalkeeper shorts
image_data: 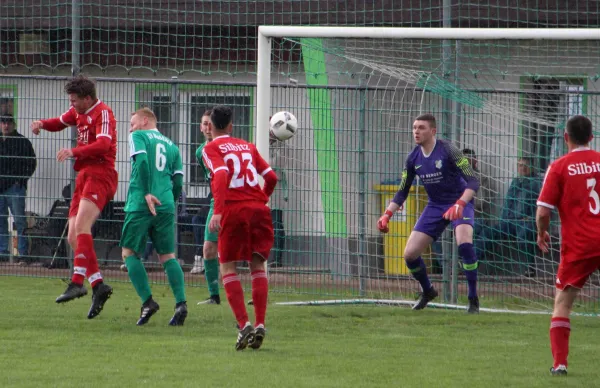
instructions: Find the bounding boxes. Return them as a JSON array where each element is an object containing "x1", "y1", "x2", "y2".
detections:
[{"x1": 413, "y1": 202, "x2": 475, "y2": 241}]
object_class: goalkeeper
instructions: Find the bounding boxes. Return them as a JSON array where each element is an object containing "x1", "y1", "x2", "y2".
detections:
[{"x1": 377, "y1": 114, "x2": 481, "y2": 313}]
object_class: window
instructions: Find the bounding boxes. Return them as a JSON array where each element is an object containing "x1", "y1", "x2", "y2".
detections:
[
  {"x1": 189, "y1": 94, "x2": 252, "y2": 184},
  {"x1": 522, "y1": 78, "x2": 584, "y2": 171}
]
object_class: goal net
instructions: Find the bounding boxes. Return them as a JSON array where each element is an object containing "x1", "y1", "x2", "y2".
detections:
[{"x1": 258, "y1": 28, "x2": 600, "y2": 313}]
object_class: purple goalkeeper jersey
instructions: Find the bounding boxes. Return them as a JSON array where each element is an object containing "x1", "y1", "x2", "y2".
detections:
[{"x1": 392, "y1": 139, "x2": 479, "y2": 206}]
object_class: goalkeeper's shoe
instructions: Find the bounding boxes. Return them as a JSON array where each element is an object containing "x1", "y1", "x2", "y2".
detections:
[
  {"x1": 550, "y1": 365, "x2": 567, "y2": 376},
  {"x1": 197, "y1": 295, "x2": 220, "y2": 305},
  {"x1": 169, "y1": 302, "x2": 188, "y2": 326},
  {"x1": 467, "y1": 296, "x2": 480, "y2": 314},
  {"x1": 87, "y1": 282, "x2": 113, "y2": 319},
  {"x1": 412, "y1": 287, "x2": 438, "y2": 310},
  {"x1": 56, "y1": 283, "x2": 88, "y2": 303},
  {"x1": 235, "y1": 322, "x2": 255, "y2": 351},
  {"x1": 249, "y1": 325, "x2": 266, "y2": 350},
  {"x1": 137, "y1": 298, "x2": 160, "y2": 326}
]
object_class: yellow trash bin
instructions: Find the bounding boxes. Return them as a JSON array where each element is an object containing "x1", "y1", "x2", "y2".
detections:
[{"x1": 374, "y1": 184, "x2": 430, "y2": 275}]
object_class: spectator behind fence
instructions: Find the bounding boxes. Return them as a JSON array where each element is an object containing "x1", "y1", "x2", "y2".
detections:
[
  {"x1": 0, "y1": 114, "x2": 37, "y2": 263},
  {"x1": 476, "y1": 157, "x2": 542, "y2": 276},
  {"x1": 462, "y1": 148, "x2": 494, "y2": 226}
]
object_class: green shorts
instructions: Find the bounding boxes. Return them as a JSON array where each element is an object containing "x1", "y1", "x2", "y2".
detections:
[
  {"x1": 204, "y1": 205, "x2": 218, "y2": 243},
  {"x1": 120, "y1": 211, "x2": 175, "y2": 255}
]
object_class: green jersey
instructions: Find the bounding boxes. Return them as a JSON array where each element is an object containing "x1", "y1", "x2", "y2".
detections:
[
  {"x1": 126, "y1": 129, "x2": 184, "y2": 213},
  {"x1": 196, "y1": 141, "x2": 214, "y2": 203}
]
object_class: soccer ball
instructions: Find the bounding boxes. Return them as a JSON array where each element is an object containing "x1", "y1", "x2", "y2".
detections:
[{"x1": 269, "y1": 111, "x2": 298, "y2": 141}]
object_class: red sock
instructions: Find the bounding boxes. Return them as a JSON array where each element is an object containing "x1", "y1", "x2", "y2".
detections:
[
  {"x1": 75, "y1": 234, "x2": 103, "y2": 288},
  {"x1": 223, "y1": 273, "x2": 248, "y2": 329},
  {"x1": 71, "y1": 252, "x2": 87, "y2": 286},
  {"x1": 251, "y1": 270, "x2": 268, "y2": 327},
  {"x1": 550, "y1": 317, "x2": 571, "y2": 368}
]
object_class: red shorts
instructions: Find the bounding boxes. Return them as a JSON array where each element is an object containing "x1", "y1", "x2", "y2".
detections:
[
  {"x1": 556, "y1": 256, "x2": 600, "y2": 290},
  {"x1": 218, "y1": 202, "x2": 274, "y2": 263},
  {"x1": 69, "y1": 167, "x2": 118, "y2": 218}
]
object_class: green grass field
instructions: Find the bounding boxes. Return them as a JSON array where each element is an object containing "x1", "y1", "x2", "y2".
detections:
[{"x1": 2, "y1": 277, "x2": 599, "y2": 388}]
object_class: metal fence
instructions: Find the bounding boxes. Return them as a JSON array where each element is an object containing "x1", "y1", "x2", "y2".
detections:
[{"x1": 1, "y1": 74, "x2": 600, "y2": 311}]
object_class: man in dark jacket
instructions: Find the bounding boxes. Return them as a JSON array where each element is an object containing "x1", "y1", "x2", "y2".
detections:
[{"x1": 0, "y1": 114, "x2": 36, "y2": 260}]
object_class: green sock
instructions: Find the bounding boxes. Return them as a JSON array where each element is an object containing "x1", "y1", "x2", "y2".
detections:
[
  {"x1": 125, "y1": 256, "x2": 152, "y2": 303},
  {"x1": 163, "y1": 258, "x2": 186, "y2": 304},
  {"x1": 204, "y1": 258, "x2": 220, "y2": 296}
]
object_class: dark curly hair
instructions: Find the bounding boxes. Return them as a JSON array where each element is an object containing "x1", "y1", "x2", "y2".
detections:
[{"x1": 64, "y1": 75, "x2": 97, "y2": 100}]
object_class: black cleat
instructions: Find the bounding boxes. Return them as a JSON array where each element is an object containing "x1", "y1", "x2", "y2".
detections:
[
  {"x1": 550, "y1": 365, "x2": 567, "y2": 376},
  {"x1": 137, "y1": 298, "x2": 160, "y2": 325},
  {"x1": 169, "y1": 302, "x2": 188, "y2": 326},
  {"x1": 197, "y1": 295, "x2": 220, "y2": 305},
  {"x1": 467, "y1": 296, "x2": 480, "y2": 314},
  {"x1": 247, "y1": 299, "x2": 254, "y2": 306},
  {"x1": 412, "y1": 287, "x2": 438, "y2": 310},
  {"x1": 249, "y1": 326, "x2": 266, "y2": 350},
  {"x1": 56, "y1": 283, "x2": 88, "y2": 303},
  {"x1": 87, "y1": 282, "x2": 113, "y2": 319},
  {"x1": 236, "y1": 323, "x2": 255, "y2": 351}
]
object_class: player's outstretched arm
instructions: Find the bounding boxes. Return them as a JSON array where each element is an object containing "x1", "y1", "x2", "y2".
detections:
[{"x1": 32, "y1": 108, "x2": 77, "y2": 135}]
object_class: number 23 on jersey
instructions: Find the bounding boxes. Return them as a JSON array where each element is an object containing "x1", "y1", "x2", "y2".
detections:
[{"x1": 224, "y1": 152, "x2": 259, "y2": 188}]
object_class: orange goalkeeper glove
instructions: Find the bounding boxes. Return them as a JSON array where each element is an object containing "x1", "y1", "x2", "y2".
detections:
[
  {"x1": 443, "y1": 199, "x2": 467, "y2": 221},
  {"x1": 378, "y1": 208, "x2": 402, "y2": 234}
]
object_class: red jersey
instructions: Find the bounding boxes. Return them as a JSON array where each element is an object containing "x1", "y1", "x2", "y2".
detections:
[
  {"x1": 41, "y1": 100, "x2": 117, "y2": 171},
  {"x1": 202, "y1": 135, "x2": 276, "y2": 214},
  {"x1": 537, "y1": 148, "x2": 600, "y2": 262}
]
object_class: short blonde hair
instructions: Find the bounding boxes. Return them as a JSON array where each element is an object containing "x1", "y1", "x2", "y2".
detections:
[{"x1": 132, "y1": 107, "x2": 157, "y2": 123}]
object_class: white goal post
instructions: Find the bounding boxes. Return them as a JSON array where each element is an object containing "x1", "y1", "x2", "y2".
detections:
[{"x1": 256, "y1": 27, "x2": 600, "y2": 160}]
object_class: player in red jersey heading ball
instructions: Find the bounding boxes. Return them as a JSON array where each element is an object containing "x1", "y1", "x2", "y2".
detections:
[
  {"x1": 31, "y1": 76, "x2": 117, "y2": 319},
  {"x1": 536, "y1": 115, "x2": 600, "y2": 376},
  {"x1": 202, "y1": 105, "x2": 278, "y2": 350}
]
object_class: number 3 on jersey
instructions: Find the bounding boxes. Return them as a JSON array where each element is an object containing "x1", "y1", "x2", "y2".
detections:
[
  {"x1": 224, "y1": 152, "x2": 259, "y2": 188},
  {"x1": 587, "y1": 178, "x2": 600, "y2": 215}
]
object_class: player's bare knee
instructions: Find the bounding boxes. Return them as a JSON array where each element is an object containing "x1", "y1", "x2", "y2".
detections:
[
  {"x1": 158, "y1": 253, "x2": 176, "y2": 264},
  {"x1": 403, "y1": 248, "x2": 421, "y2": 262},
  {"x1": 250, "y1": 254, "x2": 267, "y2": 272},
  {"x1": 122, "y1": 248, "x2": 135, "y2": 261},
  {"x1": 220, "y1": 261, "x2": 237, "y2": 276},
  {"x1": 74, "y1": 198, "x2": 100, "y2": 235},
  {"x1": 455, "y1": 225, "x2": 474, "y2": 245},
  {"x1": 553, "y1": 287, "x2": 578, "y2": 317},
  {"x1": 203, "y1": 241, "x2": 217, "y2": 258}
]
